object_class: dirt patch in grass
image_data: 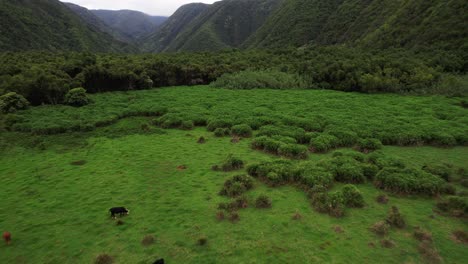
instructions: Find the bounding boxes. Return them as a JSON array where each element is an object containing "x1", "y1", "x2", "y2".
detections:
[
  {"x1": 177, "y1": 165, "x2": 187, "y2": 171},
  {"x1": 334, "y1": 226, "x2": 344, "y2": 234},
  {"x1": 141, "y1": 235, "x2": 156, "y2": 247},
  {"x1": 70, "y1": 160, "x2": 87, "y2": 166},
  {"x1": 451, "y1": 230, "x2": 468, "y2": 244},
  {"x1": 94, "y1": 254, "x2": 113, "y2": 264},
  {"x1": 380, "y1": 239, "x2": 395, "y2": 248}
]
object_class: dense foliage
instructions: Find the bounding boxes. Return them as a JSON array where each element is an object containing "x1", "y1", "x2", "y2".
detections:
[{"x1": 0, "y1": 92, "x2": 29, "y2": 113}]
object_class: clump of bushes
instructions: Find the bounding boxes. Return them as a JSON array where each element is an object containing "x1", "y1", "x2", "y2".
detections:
[
  {"x1": 371, "y1": 221, "x2": 390, "y2": 236},
  {"x1": 436, "y1": 196, "x2": 467, "y2": 217},
  {"x1": 375, "y1": 168, "x2": 445, "y2": 195},
  {"x1": 356, "y1": 138, "x2": 383, "y2": 153},
  {"x1": 211, "y1": 70, "x2": 307, "y2": 90},
  {"x1": 295, "y1": 162, "x2": 334, "y2": 189},
  {"x1": 341, "y1": 184, "x2": 365, "y2": 208},
  {"x1": 255, "y1": 195, "x2": 272, "y2": 208},
  {"x1": 207, "y1": 119, "x2": 233, "y2": 132},
  {"x1": 386, "y1": 206, "x2": 406, "y2": 228},
  {"x1": 64, "y1": 87, "x2": 90, "y2": 107},
  {"x1": 218, "y1": 155, "x2": 244, "y2": 171},
  {"x1": 414, "y1": 227, "x2": 433, "y2": 242},
  {"x1": 180, "y1": 120, "x2": 194, "y2": 130},
  {"x1": 310, "y1": 134, "x2": 339, "y2": 153},
  {"x1": 231, "y1": 124, "x2": 252, "y2": 137},
  {"x1": 247, "y1": 160, "x2": 295, "y2": 186},
  {"x1": 422, "y1": 163, "x2": 453, "y2": 181},
  {"x1": 376, "y1": 194, "x2": 389, "y2": 204},
  {"x1": 251, "y1": 135, "x2": 308, "y2": 159},
  {"x1": 309, "y1": 186, "x2": 345, "y2": 218},
  {"x1": 0, "y1": 92, "x2": 29, "y2": 113},
  {"x1": 278, "y1": 144, "x2": 309, "y2": 159},
  {"x1": 214, "y1": 127, "x2": 230, "y2": 137},
  {"x1": 219, "y1": 175, "x2": 254, "y2": 197},
  {"x1": 319, "y1": 156, "x2": 367, "y2": 184}
]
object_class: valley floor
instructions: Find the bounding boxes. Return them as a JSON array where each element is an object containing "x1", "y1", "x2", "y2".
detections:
[{"x1": 0, "y1": 87, "x2": 467, "y2": 263}]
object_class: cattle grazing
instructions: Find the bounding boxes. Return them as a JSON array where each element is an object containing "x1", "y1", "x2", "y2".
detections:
[
  {"x1": 109, "y1": 207, "x2": 129, "y2": 218},
  {"x1": 3, "y1": 232, "x2": 11, "y2": 245},
  {"x1": 153, "y1": 258, "x2": 164, "y2": 264}
]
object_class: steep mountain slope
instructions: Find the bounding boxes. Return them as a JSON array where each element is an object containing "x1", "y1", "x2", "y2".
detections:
[
  {"x1": 64, "y1": 2, "x2": 129, "y2": 43},
  {"x1": 92, "y1": 9, "x2": 167, "y2": 41},
  {"x1": 0, "y1": 0, "x2": 129, "y2": 52},
  {"x1": 142, "y1": 0, "x2": 282, "y2": 53},
  {"x1": 247, "y1": 0, "x2": 467, "y2": 51},
  {"x1": 141, "y1": 3, "x2": 210, "y2": 53}
]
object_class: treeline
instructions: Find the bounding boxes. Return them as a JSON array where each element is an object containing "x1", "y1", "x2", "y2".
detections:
[{"x1": 0, "y1": 47, "x2": 466, "y2": 106}]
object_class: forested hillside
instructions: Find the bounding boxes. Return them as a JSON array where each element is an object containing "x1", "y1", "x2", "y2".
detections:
[
  {"x1": 91, "y1": 9, "x2": 167, "y2": 42},
  {"x1": 0, "y1": 0, "x2": 129, "y2": 52},
  {"x1": 247, "y1": 0, "x2": 467, "y2": 52},
  {"x1": 143, "y1": 0, "x2": 282, "y2": 52}
]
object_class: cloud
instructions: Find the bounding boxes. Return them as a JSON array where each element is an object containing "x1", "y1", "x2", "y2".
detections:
[{"x1": 62, "y1": 0, "x2": 217, "y2": 16}]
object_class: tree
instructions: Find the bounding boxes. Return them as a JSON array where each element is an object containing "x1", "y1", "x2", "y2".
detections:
[
  {"x1": 64, "y1": 88, "x2": 90, "y2": 107},
  {"x1": 0, "y1": 92, "x2": 29, "y2": 113}
]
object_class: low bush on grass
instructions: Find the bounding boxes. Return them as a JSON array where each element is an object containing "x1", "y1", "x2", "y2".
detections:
[
  {"x1": 414, "y1": 227, "x2": 433, "y2": 242},
  {"x1": 255, "y1": 195, "x2": 272, "y2": 208},
  {"x1": 422, "y1": 163, "x2": 453, "y2": 181},
  {"x1": 219, "y1": 175, "x2": 254, "y2": 197},
  {"x1": 375, "y1": 168, "x2": 445, "y2": 195},
  {"x1": 211, "y1": 70, "x2": 307, "y2": 90},
  {"x1": 231, "y1": 124, "x2": 252, "y2": 137},
  {"x1": 452, "y1": 230, "x2": 468, "y2": 244},
  {"x1": 295, "y1": 162, "x2": 334, "y2": 189},
  {"x1": 207, "y1": 119, "x2": 234, "y2": 132},
  {"x1": 357, "y1": 138, "x2": 383, "y2": 153},
  {"x1": 368, "y1": 151, "x2": 406, "y2": 169},
  {"x1": 0, "y1": 92, "x2": 29, "y2": 113},
  {"x1": 386, "y1": 206, "x2": 406, "y2": 228},
  {"x1": 247, "y1": 160, "x2": 294, "y2": 184},
  {"x1": 376, "y1": 194, "x2": 389, "y2": 204},
  {"x1": 278, "y1": 143, "x2": 309, "y2": 159},
  {"x1": 197, "y1": 236, "x2": 208, "y2": 246},
  {"x1": 436, "y1": 196, "x2": 467, "y2": 217},
  {"x1": 214, "y1": 127, "x2": 230, "y2": 137},
  {"x1": 327, "y1": 129, "x2": 359, "y2": 147},
  {"x1": 371, "y1": 221, "x2": 390, "y2": 236},
  {"x1": 180, "y1": 120, "x2": 194, "y2": 130},
  {"x1": 380, "y1": 239, "x2": 396, "y2": 248},
  {"x1": 141, "y1": 235, "x2": 156, "y2": 246},
  {"x1": 342, "y1": 184, "x2": 365, "y2": 208},
  {"x1": 418, "y1": 241, "x2": 443, "y2": 264},
  {"x1": 309, "y1": 187, "x2": 345, "y2": 217},
  {"x1": 319, "y1": 156, "x2": 367, "y2": 183},
  {"x1": 310, "y1": 134, "x2": 339, "y2": 153},
  {"x1": 229, "y1": 211, "x2": 240, "y2": 222},
  {"x1": 216, "y1": 211, "x2": 225, "y2": 221},
  {"x1": 64, "y1": 88, "x2": 89, "y2": 107},
  {"x1": 219, "y1": 155, "x2": 244, "y2": 171},
  {"x1": 197, "y1": 136, "x2": 206, "y2": 143}
]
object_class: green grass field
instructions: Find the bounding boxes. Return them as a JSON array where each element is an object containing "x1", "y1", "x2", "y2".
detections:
[{"x1": 1, "y1": 87, "x2": 467, "y2": 263}]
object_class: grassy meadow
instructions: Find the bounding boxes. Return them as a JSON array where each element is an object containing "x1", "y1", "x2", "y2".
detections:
[{"x1": 0, "y1": 86, "x2": 467, "y2": 263}]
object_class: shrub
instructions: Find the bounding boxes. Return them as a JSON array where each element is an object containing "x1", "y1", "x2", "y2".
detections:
[
  {"x1": 211, "y1": 70, "x2": 306, "y2": 90},
  {"x1": 342, "y1": 184, "x2": 365, "y2": 208},
  {"x1": 216, "y1": 211, "x2": 225, "y2": 221},
  {"x1": 0, "y1": 92, "x2": 29, "y2": 113},
  {"x1": 310, "y1": 189, "x2": 345, "y2": 217},
  {"x1": 367, "y1": 151, "x2": 406, "y2": 169},
  {"x1": 310, "y1": 134, "x2": 339, "y2": 152},
  {"x1": 94, "y1": 254, "x2": 114, "y2": 264},
  {"x1": 294, "y1": 162, "x2": 334, "y2": 189},
  {"x1": 461, "y1": 179, "x2": 468, "y2": 188},
  {"x1": 278, "y1": 144, "x2": 309, "y2": 159},
  {"x1": 452, "y1": 230, "x2": 468, "y2": 244},
  {"x1": 197, "y1": 136, "x2": 206, "y2": 144},
  {"x1": 255, "y1": 195, "x2": 272, "y2": 208},
  {"x1": 214, "y1": 127, "x2": 230, "y2": 137},
  {"x1": 64, "y1": 88, "x2": 89, "y2": 107},
  {"x1": 386, "y1": 206, "x2": 406, "y2": 228},
  {"x1": 181, "y1": 120, "x2": 194, "y2": 130},
  {"x1": 328, "y1": 129, "x2": 359, "y2": 147},
  {"x1": 362, "y1": 164, "x2": 379, "y2": 180},
  {"x1": 219, "y1": 175, "x2": 254, "y2": 197},
  {"x1": 418, "y1": 241, "x2": 443, "y2": 263},
  {"x1": 371, "y1": 221, "x2": 390, "y2": 236},
  {"x1": 207, "y1": 119, "x2": 233, "y2": 132},
  {"x1": 422, "y1": 163, "x2": 453, "y2": 181},
  {"x1": 292, "y1": 211, "x2": 302, "y2": 220},
  {"x1": 357, "y1": 138, "x2": 383, "y2": 153},
  {"x1": 327, "y1": 192, "x2": 346, "y2": 217},
  {"x1": 221, "y1": 155, "x2": 244, "y2": 171},
  {"x1": 375, "y1": 168, "x2": 445, "y2": 195},
  {"x1": 229, "y1": 211, "x2": 240, "y2": 222},
  {"x1": 334, "y1": 162, "x2": 366, "y2": 184},
  {"x1": 380, "y1": 239, "x2": 396, "y2": 248},
  {"x1": 436, "y1": 196, "x2": 467, "y2": 217},
  {"x1": 247, "y1": 160, "x2": 294, "y2": 184},
  {"x1": 231, "y1": 124, "x2": 253, "y2": 137}
]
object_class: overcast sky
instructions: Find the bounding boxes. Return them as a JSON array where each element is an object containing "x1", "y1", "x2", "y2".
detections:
[{"x1": 61, "y1": 0, "x2": 218, "y2": 16}]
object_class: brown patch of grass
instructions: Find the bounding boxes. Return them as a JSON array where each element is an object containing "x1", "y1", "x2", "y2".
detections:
[
  {"x1": 334, "y1": 226, "x2": 344, "y2": 234},
  {"x1": 418, "y1": 241, "x2": 443, "y2": 263},
  {"x1": 71, "y1": 160, "x2": 86, "y2": 166},
  {"x1": 376, "y1": 194, "x2": 389, "y2": 204},
  {"x1": 230, "y1": 136, "x2": 240, "y2": 143},
  {"x1": 115, "y1": 220, "x2": 124, "y2": 226},
  {"x1": 370, "y1": 221, "x2": 390, "y2": 236},
  {"x1": 216, "y1": 211, "x2": 225, "y2": 221},
  {"x1": 177, "y1": 165, "x2": 187, "y2": 171},
  {"x1": 141, "y1": 235, "x2": 156, "y2": 247},
  {"x1": 292, "y1": 211, "x2": 302, "y2": 220},
  {"x1": 368, "y1": 242, "x2": 376, "y2": 248},
  {"x1": 229, "y1": 212, "x2": 240, "y2": 223},
  {"x1": 94, "y1": 254, "x2": 113, "y2": 264},
  {"x1": 413, "y1": 227, "x2": 433, "y2": 242},
  {"x1": 451, "y1": 230, "x2": 468, "y2": 244},
  {"x1": 380, "y1": 239, "x2": 395, "y2": 248},
  {"x1": 197, "y1": 236, "x2": 208, "y2": 246}
]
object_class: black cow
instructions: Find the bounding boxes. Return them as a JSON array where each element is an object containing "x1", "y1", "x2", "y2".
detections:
[
  {"x1": 153, "y1": 258, "x2": 164, "y2": 264},
  {"x1": 109, "y1": 207, "x2": 129, "y2": 218}
]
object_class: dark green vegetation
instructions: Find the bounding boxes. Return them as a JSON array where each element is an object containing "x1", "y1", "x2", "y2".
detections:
[
  {"x1": 247, "y1": 0, "x2": 467, "y2": 52},
  {"x1": 142, "y1": 0, "x2": 282, "y2": 52},
  {"x1": 0, "y1": 86, "x2": 467, "y2": 263},
  {"x1": 0, "y1": 0, "x2": 129, "y2": 52},
  {"x1": 1, "y1": 47, "x2": 466, "y2": 107}
]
